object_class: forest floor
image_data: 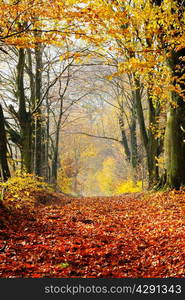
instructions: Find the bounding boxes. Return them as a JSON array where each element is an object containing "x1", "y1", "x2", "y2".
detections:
[{"x1": 0, "y1": 191, "x2": 185, "y2": 278}]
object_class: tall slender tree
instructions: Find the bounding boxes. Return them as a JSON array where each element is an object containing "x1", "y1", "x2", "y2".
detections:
[{"x1": 0, "y1": 104, "x2": 11, "y2": 181}]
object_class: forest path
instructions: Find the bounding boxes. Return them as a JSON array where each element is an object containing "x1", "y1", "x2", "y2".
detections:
[{"x1": 0, "y1": 192, "x2": 184, "y2": 278}]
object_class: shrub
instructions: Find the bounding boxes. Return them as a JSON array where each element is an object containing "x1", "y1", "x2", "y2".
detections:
[
  {"x1": 115, "y1": 180, "x2": 142, "y2": 194},
  {"x1": 0, "y1": 173, "x2": 53, "y2": 212}
]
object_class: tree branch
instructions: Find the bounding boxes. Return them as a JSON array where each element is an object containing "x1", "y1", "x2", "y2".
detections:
[{"x1": 66, "y1": 131, "x2": 122, "y2": 144}]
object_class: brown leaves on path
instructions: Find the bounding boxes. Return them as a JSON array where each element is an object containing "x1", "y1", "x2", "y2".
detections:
[{"x1": 0, "y1": 191, "x2": 185, "y2": 278}]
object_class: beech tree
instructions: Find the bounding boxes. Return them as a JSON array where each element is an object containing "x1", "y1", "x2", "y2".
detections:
[
  {"x1": 0, "y1": 0, "x2": 97, "y2": 179},
  {"x1": 86, "y1": 0, "x2": 185, "y2": 189},
  {"x1": 158, "y1": 0, "x2": 185, "y2": 189}
]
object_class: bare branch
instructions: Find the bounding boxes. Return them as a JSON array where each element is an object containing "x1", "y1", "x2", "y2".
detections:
[{"x1": 66, "y1": 131, "x2": 122, "y2": 144}]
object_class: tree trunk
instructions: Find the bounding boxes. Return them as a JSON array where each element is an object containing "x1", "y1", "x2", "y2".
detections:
[
  {"x1": 147, "y1": 91, "x2": 160, "y2": 187},
  {"x1": 164, "y1": 106, "x2": 185, "y2": 189},
  {"x1": 45, "y1": 95, "x2": 50, "y2": 181},
  {"x1": 134, "y1": 76, "x2": 148, "y2": 152},
  {"x1": 118, "y1": 113, "x2": 131, "y2": 162},
  {"x1": 21, "y1": 116, "x2": 32, "y2": 173},
  {"x1": 17, "y1": 49, "x2": 33, "y2": 173},
  {"x1": 34, "y1": 45, "x2": 43, "y2": 176},
  {"x1": 134, "y1": 75, "x2": 161, "y2": 188},
  {"x1": 130, "y1": 104, "x2": 138, "y2": 184},
  {"x1": 0, "y1": 104, "x2": 11, "y2": 181},
  {"x1": 164, "y1": 49, "x2": 185, "y2": 188},
  {"x1": 51, "y1": 124, "x2": 60, "y2": 186}
]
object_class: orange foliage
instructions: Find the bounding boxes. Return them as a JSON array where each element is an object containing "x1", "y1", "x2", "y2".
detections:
[{"x1": 0, "y1": 192, "x2": 185, "y2": 277}]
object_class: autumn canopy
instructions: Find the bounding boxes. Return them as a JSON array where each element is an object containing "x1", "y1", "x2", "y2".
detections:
[{"x1": 0, "y1": 0, "x2": 185, "y2": 280}]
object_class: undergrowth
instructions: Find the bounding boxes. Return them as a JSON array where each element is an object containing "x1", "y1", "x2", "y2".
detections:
[
  {"x1": 0, "y1": 173, "x2": 53, "y2": 213},
  {"x1": 115, "y1": 180, "x2": 142, "y2": 194}
]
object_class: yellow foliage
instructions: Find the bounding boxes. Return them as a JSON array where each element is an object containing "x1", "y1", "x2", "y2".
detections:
[
  {"x1": 96, "y1": 157, "x2": 116, "y2": 196},
  {"x1": 57, "y1": 169, "x2": 73, "y2": 194},
  {"x1": 115, "y1": 180, "x2": 142, "y2": 194},
  {"x1": 0, "y1": 173, "x2": 53, "y2": 211},
  {"x1": 80, "y1": 144, "x2": 97, "y2": 158}
]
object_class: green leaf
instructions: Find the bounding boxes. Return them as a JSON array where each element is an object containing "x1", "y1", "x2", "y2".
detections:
[{"x1": 58, "y1": 262, "x2": 70, "y2": 268}]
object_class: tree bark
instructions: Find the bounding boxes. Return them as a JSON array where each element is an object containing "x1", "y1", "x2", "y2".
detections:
[
  {"x1": 118, "y1": 113, "x2": 131, "y2": 162},
  {"x1": 164, "y1": 49, "x2": 185, "y2": 189},
  {"x1": 134, "y1": 75, "x2": 161, "y2": 187},
  {"x1": 130, "y1": 103, "x2": 138, "y2": 183},
  {"x1": 17, "y1": 49, "x2": 33, "y2": 173},
  {"x1": 147, "y1": 90, "x2": 160, "y2": 187},
  {"x1": 0, "y1": 104, "x2": 11, "y2": 181},
  {"x1": 134, "y1": 76, "x2": 148, "y2": 152},
  {"x1": 34, "y1": 45, "x2": 43, "y2": 176}
]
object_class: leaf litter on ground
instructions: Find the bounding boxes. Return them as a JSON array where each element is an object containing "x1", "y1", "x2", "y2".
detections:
[{"x1": 0, "y1": 191, "x2": 185, "y2": 278}]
